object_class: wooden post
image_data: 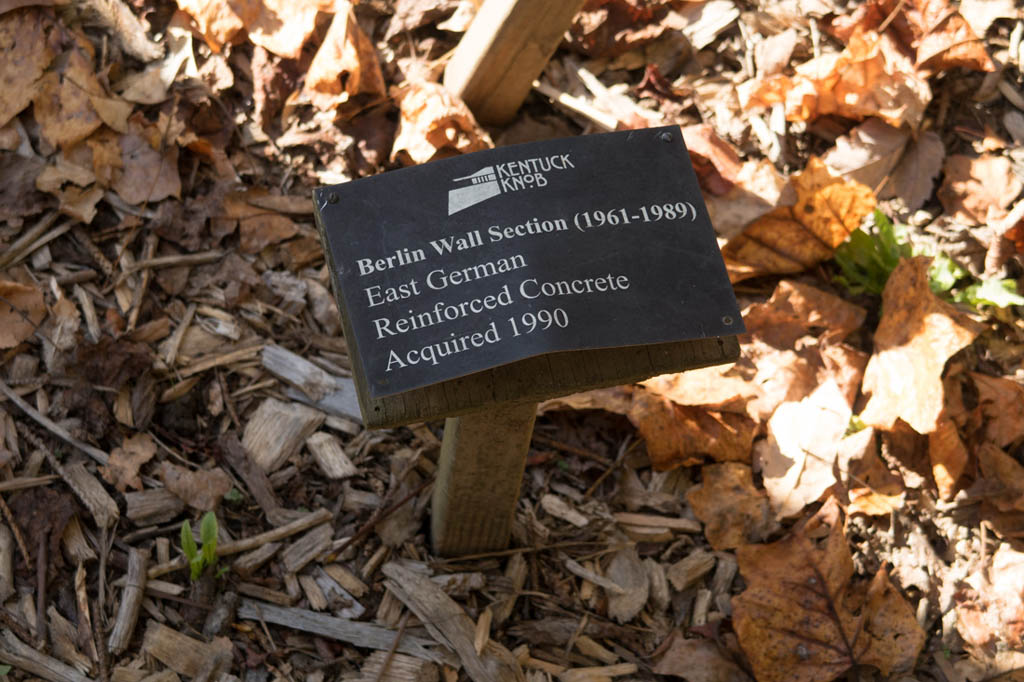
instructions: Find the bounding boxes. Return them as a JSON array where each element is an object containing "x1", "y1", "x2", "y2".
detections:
[
  {"x1": 444, "y1": 0, "x2": 587, "y2": 125},
  {"x1": 431, "y1": 402, "x2": 537, "y2": 556}
]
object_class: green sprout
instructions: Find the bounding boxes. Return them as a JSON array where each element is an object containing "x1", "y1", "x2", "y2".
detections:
[
  {"x1": 833, "y1": 209, "x2": 1024, "y2": 308},
  {"x1": 181, "y1": 511, "x2": 220, "y2": 581}
]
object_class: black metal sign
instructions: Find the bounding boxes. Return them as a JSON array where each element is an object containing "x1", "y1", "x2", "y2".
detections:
[{"x1": 314, "y1": 126, "x2": 744, "y2": 398}]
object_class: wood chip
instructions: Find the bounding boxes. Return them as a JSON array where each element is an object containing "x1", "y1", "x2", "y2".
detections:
[
  {"x1": 141, "y1": 621, "x2": 232, "y2": 678},
  {"x1": 232, "y1": 542, "x2": 281, "y2": 578},
  {"x1": 382, "y1": 561, "x2": 524, "y2": 682},
  {"x1": 61, "y1": 460, "x2": 119, "y2": 528},
  {"x1": 0, "y1": 628, "x2": 92, "y2": 682},
  {"x1": 305, "y1": 431, "x2": 358, "y2": 479},
  {"x1": 262, "y1": 344, "x2": 361, "y2": 421},
  {"x1": 280, "y1": 522, "x2": 333, "y2": 574},
  {"x1": 605, "y1": 547, "x2": 649, "y2": 623},
  {"x1": 236, "y1": 599, "x2": 450, "y2": 664},
  {"x1": 236, "y1": 582, "x2": 294, "y2": 606},
  {"x1": 108, "y1": 547, "x2": 147, "y2": 654},
  {"x1": 124, "y1": 488, "x2": 185, "y2": 525},
  {"x1": 540, "y1": 494, "x2": 589, "y2": 527},
  {"x1": 612, "y1": 512, "x2": 701, "y2": 533},
  {"x1": 241, "y1": 397, "x2": 325, "y2": 472},
  {"x1": 322, "y1": 563, "x2": 369, "y2": 598},
  {"x1": 562, "y1": 555, "x2": 625, "y2": 595},
  {"x1": 666, "y1": 550, "x2": 716, "y2": 592}
]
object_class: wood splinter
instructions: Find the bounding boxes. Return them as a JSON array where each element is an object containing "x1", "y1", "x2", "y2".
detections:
[{"x1": 108, "y1": 547, "x2": 147, "y2": 655}]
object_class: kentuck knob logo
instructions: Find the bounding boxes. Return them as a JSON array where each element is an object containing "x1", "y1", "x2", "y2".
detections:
[{"x1": 447, "y1": 154, "x2": 575, "y2": 215}]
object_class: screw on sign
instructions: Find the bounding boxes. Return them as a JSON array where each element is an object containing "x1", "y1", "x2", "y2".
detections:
[{"x1": 313, "y1": 126, "x2": 744, "y2": 556}]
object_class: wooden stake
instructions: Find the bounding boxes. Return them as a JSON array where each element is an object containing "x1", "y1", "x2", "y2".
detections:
[
  {"x1": 431, "y1": 402, "x2": 536, "y2": 556},
  {"x1": 444, "y1": 0, "x2": 586, "y2": 125}
]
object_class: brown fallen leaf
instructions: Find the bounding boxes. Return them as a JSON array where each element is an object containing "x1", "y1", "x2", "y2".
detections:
[
  {"x1": 567, "y1": 0, "x2": 675, "y2": 58},
  {"x1": 0, "y1": 280, "x2": 46, "y2": 349},
  {"x1": 629, "y1": 390, "x2": 757, "y2": 470},
  {"x1": 101, "y1": 432, "x2": 158, "y2": 492},
  {"x1": 756, "y1": 381, "x2": 851, "y2": 519},
  {"x1": 971, "y1": 372, "x2": 1024, "y2": 449},
  {"x1": 830, "y1": 0, "x2": 995, "y2": 72},
  {"x1": 681, "y1": 124, "x2": 742, "y2": 196},
  {"x1": 538, "y1": 385, "x2": 633, "y2": 415},
  {"x1": 0, "y1": 9, "x2": 59, "y2": 129},
  {"x1": 230, "y1": 0, "x2": 334, "y2": 59},
  {"x1": 743, "y1": 280, "x2": 865, "y2": 347},
  {"x1": 885, "y1": 130, "x2": 944, "y2": 211},
  {"x1": 641, "y1": 365, "x2": 757, "y2": 414},
  {"x1": 732, "y1": 508, "x2": 925, "y2": 682},
  {"x1": 956, "y1": 650, "x2": 1024, "y2": 682},
  {"x1": 705, "y1": 158, "x2": 791, "y2": 240},
  {"x1": 742, "y1": 30, "x2": 931, "y2": 129},
  {"x1": 937, "y1": 154, "x2": 1023, "y2": 225},
  {"x1": 111, "y1": 123, "x2": 182, "y2": 205},
  {"x1": 977, "y1": 443, "x2": 1024, "y2": 513},
  {"x1": 835, "y1": 428, "x2": 905, "y2": 516},
  {"x1": 928, "y1": 417, "x2": 969, "y2": 500},
  {"x1": 303, "y1": 1, "x2": 385, "y2": 114},
  {"x1": 956, "y1": 543, "x2": 1024, "y2": 649},
  {"x1": 33, "y1": 40, "x2": 106, "y2": 149},
  {"x1": 822, "y1": 118, "x2": 909, "y2": 193},
  {"x1": 653, "y1": 635, "x2": 752, "y2": 682},
  {"x1": 219, "y1": 190, "x2": 298, "y2": 253},
  {"x1": 175, "y1": 0, "x2": 244, "y2": 52},
  {"x1": 860, "y1": 258, "x2": 984, "y2": 434},
  {"x1": 390, "y1": 80, "x2": 493, "y2": 165},
  {"x1": 687, "y1": 462, "x2": 779, "y2": 550},
  {"x1": 722, "y1": 158, "x2": 876, "y2": 282},
  {"x1": 161, "y1": 462, "x2": 233, "y2": 511}
]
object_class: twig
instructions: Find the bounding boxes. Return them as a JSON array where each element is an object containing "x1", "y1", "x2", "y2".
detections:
[
  {"x1": 0, "y1": 211, "x2": 58, "y2": 269},
  {"x1": 147, "y1": 508, "x2": 333, "y2": 578},
  {"x1": 583, "y1": 437, "x2": 637, "y2": 499},
  {"x1": 36, "y1": 533, "x2": 46, "y2": 647},
  {"x1": 0, "y1": 380, "x2": 109, "y2": 465},
  {"x1": 108, "y1": 547, "x2": 146, "y2": 654},
  {"x1": 331, "y1": 476, "x2": 434, "y2": 559},
  {"x1": 532, "y1": 433, "x2": 612, "y2": 466},
  {"x1": 126, "y1": 232, "x2": 158, "y2": 332},
  {"x1": 0, "y1": 495, "x2": 31, "y2": 573},
  {"x1": 123, "y1": 250, "x2": 225, "y2": 273},
  {"x1": 373, "y1": 611, "x2": 411, "y2": 682}
]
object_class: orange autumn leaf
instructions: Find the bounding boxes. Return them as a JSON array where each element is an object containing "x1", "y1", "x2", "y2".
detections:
[
  {"x1": 837, "y1": 428, "x2": 905, "y2": 517},
  {"x1": 977, "y1": 443, "x2": 1024, "y2": 513},
  {"x1": 303, "y1": 1, "x2": 386, "y2": 113},
  {"x1": 33, "y1": 39, "x2": 106, "y2": 149},
  {"x1": 732, "y1": 510, "x2": 925, "y2": 682},
  {"x1": 0, "y1": 280, "x2": 46, "y2": 348},
  {"x1": 686, "y1": 462, "x2": 779, "y2": 550},
  {"x1": 928, "y1": 417, "x2": 969, "y2": 500},
  {"x1": 175, "y1": 0, "x2": 334, "y2": 58},
  {"x1": 101, "y1": 432, "x2": 158, "y2": 492},
  {"x1": 971, "y1": 372, "x2": 1024, "y2": 449},
  {"x1": 830, "y1": 0, "x2": 995, "y2": 73},
  {"x1": 0, "y1": 9, "x2": 59, "y2": 129},
  {"x1": 629, "y1": 390, "x2": 757, "y2": 470},
  {"x1": 860, "y1": 258, "x2": 984, "y2": 434},
  {"x1": 742, "y1": 30, "x2": 931, "y2": 129},
  {"x1": 390, "y1": 81, "x2": 493, "y2": 166},
  {"x1": 722, "y1": 158, "x2": 876, "y2": 282}
]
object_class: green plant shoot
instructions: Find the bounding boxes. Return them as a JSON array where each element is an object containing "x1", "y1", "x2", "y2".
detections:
[{"x1": 181, "y1": 512, "x2": 220, "y2": 581}]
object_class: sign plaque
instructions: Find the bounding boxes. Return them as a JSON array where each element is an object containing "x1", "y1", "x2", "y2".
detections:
[{"x1": 314, "y1": 126, "x2": 743, "y2": 401}]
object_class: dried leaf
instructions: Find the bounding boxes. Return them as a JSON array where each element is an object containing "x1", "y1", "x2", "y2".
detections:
[
  {"x1": 822, "y1": 118, "x2": 909, "y2": 192},
  {"x1": 605, "y1": 547, "x2": 649, "y2": 623},
  {"x1": 0, "y1": 152, "x2": 50, "y2": 225},
  {"x1": 977, "y1": 443, "x2": 1024, "y2": 513},
  {"x1": 860, "y1": 258, "x2": 984, "y2": 433},
  {"x1": 0, "y1": 9, "x2": 58, "y2": 129},
  {"x1": 732, "y1": 514, "x2": 925, "y2": 682},
  {"x1": 836, "y1": 428, "x2": 905, "y2": 516},
  {"x1": 567, "y1": 0, "x2": 674, "y2": 58},
  {"x1": 390, "y1": 81, "x2": 493, "y2": 165},
  {"x1": 756, "y1": 381, "x2": 851, "y2": 519},
  {"x1": 958, "y1": 0, "x2": 1021, "y2": 38},
  {"x1": 971, "y1": 372, "x2": 1024, "y2": 449},
  {"x1": 174, "y1": 0, "x2": 244, "y2": 52},
  {"x1": 884, "y1": 130, "x2": 944, "y2": 211},
  {"x1": 653, "y1": 636, "x2": 751, "y2": 682},
  {"x1": 705, "y1": 159, "x2": 790, "y2": 240},
  {"x1": 384, "y1": 0, "x2": 462, "y2": 40},
  {"x1": 956, "y1": 543, "x2": 1024, "y2": 649},
  {"x1": 539, "y1": 385, "x2": 633, "y2": 414},
  {"x1": 304, "y1": 2, "x2": 386, "y2": 113},
  {"x1": 0, "y1": 279, "x2": 45, "y2": 348},
  {"x1": 229, "y1": 0, "x2": 334, "y2": 59},
  {"x1": 101, "y1": 433, "x2": 157, "y2": 492},
  {"x1": 687, "y1": 462, "x2": 779, "y2": 550},
  {"x1": 161, "y1": 462, "x2": 232, "y2": 511},
  {"x1": 681, "y1": 124, "x2": 742, "y2": 196},
  {"x1": 743, "y1": 280, "x2": 866, "y2": 347},
  {"x1": 722, "y1": 158, "x2": 876, "y2": 282},
  {"x1": 908, "y1": 0, "x2": 996, "y2": 71},
  {"x1": 110, "y1": 131, "x2": 180, "y2": 206},
  {"x1": 221, "y1": 190, "x2": 298, "y2": 253},
  {"x1": 641, "y1": 365, "x2": 757, "y2": 414},
  {"x1": 956, "y1": 650, "x2": 1024, "y2": 682},
  {"x1": 743, "y1": 31, "x2": 931, "y2": 129},
  {"x1": 937, "y1": 154, "x2": 1023, "y2": 225},
  {"x1": 928, "y1": 417, "x2": 968, "y2": 499},
  {"x1": 33, "y1": 42, "x2": 105, "y2": 149},
  {"x1": 629, "y1": 390, "x2": 757, "y2": 470}
]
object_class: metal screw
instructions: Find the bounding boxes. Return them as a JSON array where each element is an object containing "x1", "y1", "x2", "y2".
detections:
[
  {"x1": 659, "y1": 131, "x2": 673, "y2": 142},
  {"x1": 327, "y1": 192, "x2": 339, "y2": 204},
  {"x1": 722, "y1": 315, "x2": 734, "y2": 325}
]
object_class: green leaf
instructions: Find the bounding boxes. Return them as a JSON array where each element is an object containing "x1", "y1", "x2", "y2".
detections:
[
  {"x1": 190, "y1": 556, "x2": 204, "y2": 581},
  {"x1": 956, "y1": 278, "x2": 1024, "y2": 308},
  {"x1": 928, "y1": 253, "x2": 966, "y2": 293},
  {"x1": 223, "y1": 487, "x2": 243, "y2": 503},
  {"x1": 180, "y1": 520, "x2": 198, "y2": 561},
  {"x1": 0, "y1": 664, "x2": 11, "y2": 676},
  {"x1": 200, "y1": 511, "x2": 218, "y2": 567}
]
